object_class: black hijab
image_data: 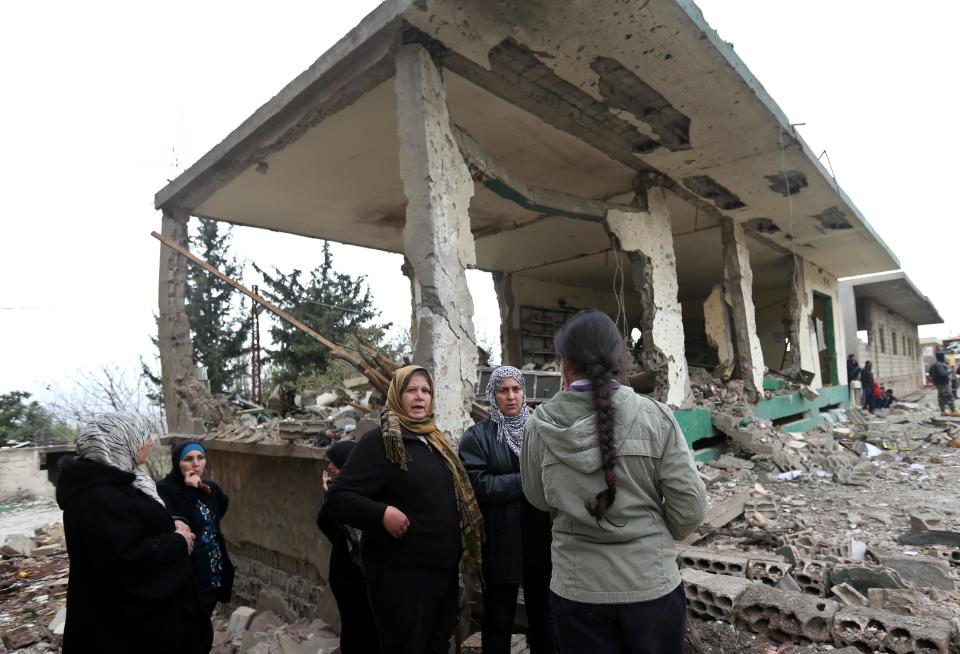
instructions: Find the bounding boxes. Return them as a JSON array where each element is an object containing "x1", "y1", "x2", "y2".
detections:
[{"x1": 327, "y1": 440, "x2": 356, "y2": 470}]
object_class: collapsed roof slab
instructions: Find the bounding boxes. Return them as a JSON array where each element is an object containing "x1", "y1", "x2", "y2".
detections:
[{"x1": 155, "y1": 0, "x2": 897, "y2": 281}]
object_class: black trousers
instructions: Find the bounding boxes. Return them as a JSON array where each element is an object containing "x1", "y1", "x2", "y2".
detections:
[
  {"x1": 331, "y1": 564, "x2": 381, "y2": 654},
  {"x1": 549, "y1": 584, "x2": 686, "y2": 654},
  {"x1": 365, "y1": 558, "x2": 459, "y2": 654},
  {"x1": 482, "y1": 566, "x2": 556, "y2": 654}
]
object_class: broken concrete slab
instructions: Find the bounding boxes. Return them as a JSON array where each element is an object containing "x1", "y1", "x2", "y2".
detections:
[
  {"x1": 30, "y1": 544, "x2": 59, "y2": 557},
  {"x1": 828, "y1": 564, "x2": 907, "y2": 596},
  {"x1": 867, "y1": 588, "x2": 958, "y2": 622},
  {"x1": 708, "y1": 452, "x2": 755, "y2": 470},
  {"x1": 680, "y1": 568, "x2": 751, "y2": 623},
  {"x1": 910, "y1": 512, "x2": 945, "y2": 532},
  {"x1": 898, "y1": 530, "x2": 960, "y2": 547},
  {"x1": 48, "y1": 607, "x2": 66, "y2": 637},
  {"x1": 832, "y1": 605, "x2": 954, "y2": 653},
  {"x1": 228, "y1": 606, "x2": 256, "y2": 637},
  {"x1": 679, "y1": 489, "x2": 752, "y2": 545},
  {"x1": 829, "y1": 582, "x2": 869, "y2": 607},
  {"x1": 738, "y1": 584, "x2": 838, "y2": 643},
  {"x1": 249, "y1": 610, "x2": 282, "y2": 635},
  {"x1": 256, "y1": 588, "x2": 296, "y2": 623},
  {"x1": 875, "y1": 554, "x2": 954, "y2": 591},
  {"x1": 1, "y1": 534, "x2": 35, "y2": 557}
]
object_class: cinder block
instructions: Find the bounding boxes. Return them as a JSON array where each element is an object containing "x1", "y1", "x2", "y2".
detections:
[
  {"x1": 745, "y1": 495, "x2": 778, "y2": 521},
  {"x1": 832, "y1": 605, "x2": 955, "y2": 653},
  {"x1": 680, "y1": 568, "x2": 751, "y2": 623},
  {"x1": 791, "y1": 559, "x2": 829, "y2": 596},
  {"x1": 746, "y1": 555, "x2": 791, "y2": 586},
  {"x1": 677, "y1": 546, "x2": 749, "y2": 577},
  {"x1": 737, "y1": 583, "x2": 838, "y2": 643}
]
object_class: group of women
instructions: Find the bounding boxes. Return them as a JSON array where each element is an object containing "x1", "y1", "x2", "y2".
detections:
[
  {"x1": 56, "y1": 414, "x2": 233, "y2": 653},
  {"x1": 320, "y1": 309, "x2": 708, "y2": 654},
  {"x1": 53, "y1": 309, "x2": 705, "y2": 654}
]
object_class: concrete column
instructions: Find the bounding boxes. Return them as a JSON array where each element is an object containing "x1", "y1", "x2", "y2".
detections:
[
  {"x1": 492, "y1": 272, "x2": 522, "y2": 367},
  {"x1": 157, "y1": 208, "x2": 203, "y2": 433},
  {"x1": 605, "y1": 188, "x2": 692, "y2": 408},
  {"x1": 720, "y1": 217, "x2": 766, "y2": 398},
  {"x1": 785, "y1": 255, "x2": 806, "y2": 371},
  {"x1": 703, "y1": 283, "x2": 735, "y2": 380},
  {"x1": 395, "y1": 43, "x2": 478, "y2": 441}
]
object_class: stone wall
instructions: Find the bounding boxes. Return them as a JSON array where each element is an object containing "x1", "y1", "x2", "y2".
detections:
[
  {"x1": 858, "y1": 299, "x2": 923, "y2": 393},
  {"x1": 199, "y1": 442, "x2": 339, "y2": 626},
  {"x1": 0, "y1": 448, "x2": 56, "y2": 500}
]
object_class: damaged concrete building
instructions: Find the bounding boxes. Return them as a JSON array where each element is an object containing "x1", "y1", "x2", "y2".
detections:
[
  {"x1": 153, "y1": 0, "x2": 905, "y2": 624},
  {"x1": 840, "y1": 271, "x2": 943, "y2": 395}
]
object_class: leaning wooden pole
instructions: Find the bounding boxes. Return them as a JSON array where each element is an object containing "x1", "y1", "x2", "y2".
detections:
[{"x1": 151, "y1": 231, "x2": 392, "y2": 394}]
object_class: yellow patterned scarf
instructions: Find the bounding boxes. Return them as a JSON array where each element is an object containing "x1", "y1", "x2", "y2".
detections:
[{"x1": 381, "y1": 365, "x2": 484, "y2": 575}]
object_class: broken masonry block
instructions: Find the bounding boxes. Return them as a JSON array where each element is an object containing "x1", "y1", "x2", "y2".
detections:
[
  {"x1": 832, "y1": 605, "x2": 955, "y2": 654},
  {"x1": 875, "y1": 554, "x2": 955, "y2": 591},
  {"x1": 677, "y1": 546, "x2": 749, "y2": 577},
  {"x1": 910, "y1": 512, "x2": 945, "y2": 532},
  {"x1": 228, "y1": 606, "x2": 256, "y2": 637},
  {"x1": 680, "y1": 568, "x2": 751, "y2": 623},
  {"x1": 790, "y1": 559, "x2": 830, "y2": 597},
  {"x1": 746, "y1": 555, "x2": 792, "y2": 586},
  {"x1": 828, "y1": 564, "x2": 907, "y2": 597},
  {"x1": 830, "y1": 581, "x2": 869, "y2": 607},
  {"x1": 737, "y1": 583, "x2": 838, "y2": 643},
  {"x1": 745, "y1": 494, "x2": 778, "y2": 522},
  {"x1": 866, "y1": 588, "x2": 958, "y2": 623},
  {"x1": 698, "y1": 466, "x2": 725, "y2": 485}
]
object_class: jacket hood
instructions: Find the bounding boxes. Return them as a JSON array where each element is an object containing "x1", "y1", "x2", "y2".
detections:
[
  {"x1": 527, "y1": 386, "x2": 642, "y2": 474},
  {"x1": 56, "y1": 455, "x2": 135, "y2": 509}
]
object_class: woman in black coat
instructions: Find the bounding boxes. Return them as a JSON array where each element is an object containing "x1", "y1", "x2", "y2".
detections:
[
  {"x1": 316, "y1": 440, "x2": 380, "y2": 654},
  {"x1": 459, "y1": 366, "x2": 556, "y2": 654},
  {"x1": 56, "y1": 412, "x2": 210, "y2": 654},
  {"x1": 325, "y1": 365, "x2": 484, "y2": 654},
  {"x1": 158, "y1": 441, "x2": 235, "y2": 619}
]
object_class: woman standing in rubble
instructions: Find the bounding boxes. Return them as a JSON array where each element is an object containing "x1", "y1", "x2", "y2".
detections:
[
  {"x1": 56, "y1": 412, "x2": 211, "y2": 654},
  {"x1": 316, "y1": 440, "x2": 381, "y2": 654},
  {"x1": 458, "y1": 366, "x2": 556, "y2": 654},
  {"x1": 326, "y1": 365, "x2": 484, "y2": 654},
  {"x1": 520, "y1": 310, "x2": 707, "y2": 654},
  {"x1": 158, "y1": 441, "x2": 235, "y2": 620}
]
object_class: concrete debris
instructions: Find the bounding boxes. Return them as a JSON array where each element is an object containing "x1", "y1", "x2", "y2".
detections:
[
  {"x1": 833, "y1": 605, "x2": 954, "y2": 653},
  {"x1": 210, "y1": 598, "x2": 340, "y2": 654},
  {"x1": 911, "y1": 512, "x2": 945, "y2": 532},
  {"x1": 829, "y1": 581, "x2": 869, "y2": 607},
  {"x1": 876, "y1": 553, "x2": 955, "y2": 591},
  {"x1": 1, "y1": 534, "x2": 35, "y2": 557},
  {"x1": 228, "y1": 606, "x2": 256, "y2": 637},
  {"x1": 681, "y1": 568, "x2": 751, "y2": 622},
  {"x1": 738, "y1": 584, "x2": 839, "y2": 642}
]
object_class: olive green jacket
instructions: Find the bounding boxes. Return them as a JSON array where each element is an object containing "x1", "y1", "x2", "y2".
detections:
[{"x1": 521, "y1": 386, "x2": 706, "y2": 603}]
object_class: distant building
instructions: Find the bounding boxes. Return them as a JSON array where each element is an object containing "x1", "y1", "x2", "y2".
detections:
[{"x1": 840, "y1": 272, "x2": 943, "y2": 393}]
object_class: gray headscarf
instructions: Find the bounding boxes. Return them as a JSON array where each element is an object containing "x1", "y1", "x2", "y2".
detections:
[
  {"x1": 486, "y1": 366, "x2": 530, "y2": 457},
  {"x1": 76, "y1": 412, "x2": 164, "y2": 506}
]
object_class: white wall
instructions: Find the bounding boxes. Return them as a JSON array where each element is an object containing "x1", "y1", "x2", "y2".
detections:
[
  {"x1": 797, "y1": 260, "x2": 847, "y2": 389},
  {"x1": 0, "y1": 448, "x2": 55, "y2": 500},
  {"x1": 860, "y1": 299, "x2": 923, "y2": 392}
]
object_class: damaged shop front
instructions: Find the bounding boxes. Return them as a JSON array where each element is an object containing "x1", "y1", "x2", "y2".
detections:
[{"x1": 152, "y1": 0, "x2": 902, "y2": 633}]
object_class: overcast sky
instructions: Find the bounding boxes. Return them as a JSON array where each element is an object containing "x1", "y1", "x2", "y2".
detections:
[{"x1": 2, "y1": 1, "x2": 956, "y2": 405}]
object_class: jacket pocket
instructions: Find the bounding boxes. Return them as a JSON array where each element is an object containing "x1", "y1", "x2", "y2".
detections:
[{"x1": 618, "y1": 437, "x2": 661, "y2": 459}]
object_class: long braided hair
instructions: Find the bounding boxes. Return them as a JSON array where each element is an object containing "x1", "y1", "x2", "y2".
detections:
[{"x1": 555, "y1": 309, "x2": 628, "y2": 527}]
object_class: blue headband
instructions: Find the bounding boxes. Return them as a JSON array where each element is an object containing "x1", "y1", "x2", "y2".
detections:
[{"x1": 179, "y1": 443, "x2": 206, "y2": 461}]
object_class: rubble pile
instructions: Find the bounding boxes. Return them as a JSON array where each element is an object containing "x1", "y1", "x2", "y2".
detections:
[
  {"x1": 212, "y1": 603, "x2": 340, "y2": 654},
  {"x1": 684, "y1": 393, "x2": 960, "y2": 652},
  {"x1": 0, "y1": 523, "x2": 68, "y2": 652},
  {"x1": 200, "y1": 377, "x2": 382, "y2": 448}
]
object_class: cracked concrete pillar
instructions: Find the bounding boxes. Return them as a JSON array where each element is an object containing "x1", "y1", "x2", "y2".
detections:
[
  {"x1": 395, "y1": 43, "x2": 478, "y2": 441},
  {"x1": 784, "y1": 255, "x2": 806, "y2": 371},
  {"x1": 720, "y1": 217, "x2": 766, "y2": 398},
  {"x1": 492, "y1": 272, "x2": 522, "y2": 367},
  {"x1": 157, "y1": 208, "x2": 203, "y2": 434},
  {"x1": 703, "y1": 283, "x2": 735, "y2": 380},
  {"x1": 605, "y1": 189, "x2": 692, "y2": 408}
]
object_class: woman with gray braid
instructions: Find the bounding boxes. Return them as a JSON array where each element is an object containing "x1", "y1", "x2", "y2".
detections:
[{"x1": 520, "y1": 309, "x2": 707, "y2": 654}]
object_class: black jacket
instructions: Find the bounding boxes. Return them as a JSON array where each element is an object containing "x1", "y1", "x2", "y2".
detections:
[
  {"x1": 325, "y1": 427, "x2": 460, "y2": 569},
  {"x1": 459, "y1": 419, "x2": 552, "y2": 584},
  {"x1": 56, "y1": 456, "x2": 209, "y2": 654},
  {"x1": 157, "y1": 478, "x2": 235, "y2": 602},
  {"x1": 861, "y1": 367, "x2": 875, "y2": 389},
  {"x1": 930, "y1": 361, "x2": 952, "y2": 386}
]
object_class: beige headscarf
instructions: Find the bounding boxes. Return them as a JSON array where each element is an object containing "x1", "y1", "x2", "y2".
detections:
[{"x1": 381, "y1": 365, "x2": 484, "y2": 575}]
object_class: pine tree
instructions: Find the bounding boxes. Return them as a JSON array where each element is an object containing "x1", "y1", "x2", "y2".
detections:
[
  {"x1": 185, "y1": 219, "x2": 251, "y2": 395},
  {"x1": 254, "y1": 242, "x2": 390, "y2": 383}
]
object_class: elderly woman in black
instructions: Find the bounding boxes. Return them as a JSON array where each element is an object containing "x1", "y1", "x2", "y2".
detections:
[
  {"x1": 56, "y1": 412, "x2": 210, "y2": 654},
  {"x1": 459, "y1": 366, "x2": 555, "y2": 654},
  {"x1": 158, "y1": 441, "x2": 235, "y2": 620},
  {"x1": 316, "y1": 440, "x2": 380, "y2": 654},
  {"x1": 326, "y1": 365, "x2": 484, "y2": 654}
]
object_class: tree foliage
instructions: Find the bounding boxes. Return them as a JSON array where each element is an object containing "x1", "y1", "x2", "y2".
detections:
[
  {"x1": 185, "y1": 219, "x2": 250, "y2": 394},
  {"x1": 254, "y1": 242, "x2": 390, "y2": 384},
  {"x1": 0, "y1": 391, "x2": 75, "y2": 444}
]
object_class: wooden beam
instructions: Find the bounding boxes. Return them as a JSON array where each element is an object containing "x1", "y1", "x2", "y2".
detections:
[{"x1": 679, "y1": 488, "x2": 752, "y2": 546}]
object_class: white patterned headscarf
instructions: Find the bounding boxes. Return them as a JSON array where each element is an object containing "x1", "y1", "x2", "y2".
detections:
[
  {"x1": 486, "y1": 366, "x2": 530, "y2": 457},
  {"x1": 76, "y1": 412, "x2": 164, "y2": 506}
]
